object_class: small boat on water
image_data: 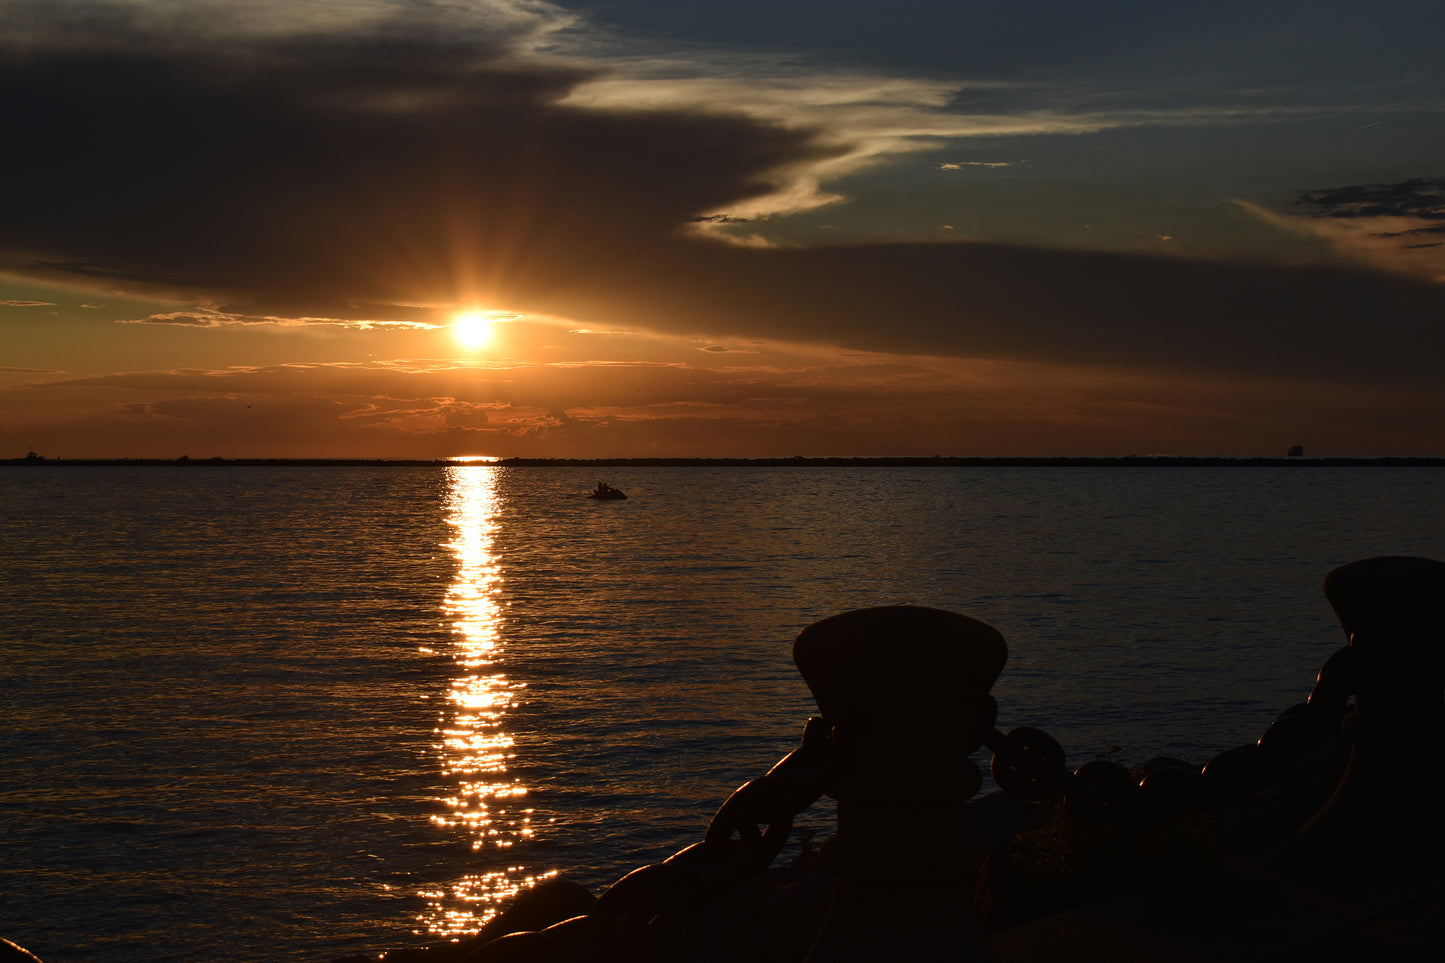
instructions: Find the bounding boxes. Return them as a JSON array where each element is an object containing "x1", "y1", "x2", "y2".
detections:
[{"x1": 588, "y1": 481, "x2": 627, "y2": 500}]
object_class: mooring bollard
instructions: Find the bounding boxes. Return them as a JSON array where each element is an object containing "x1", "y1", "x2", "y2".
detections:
[
  {"x1": 1296, "y1": 555, "x2": 1445, "y2": 858},
  {"x1": 793, "y1": 605, "x2": 1006, "y2": 961}
]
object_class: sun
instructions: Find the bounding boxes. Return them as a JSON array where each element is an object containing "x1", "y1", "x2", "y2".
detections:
[{"x1": 452, "y1": 310, "x2": 494, "y2": 349}]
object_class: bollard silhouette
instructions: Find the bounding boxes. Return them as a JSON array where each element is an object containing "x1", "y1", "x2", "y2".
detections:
[
  {"x1": 1297, "y1": 556, "x2": 1445, "y2": 859},
  {"x1": 793, "y1": 605, "x2": 1005, "y2": 962}
]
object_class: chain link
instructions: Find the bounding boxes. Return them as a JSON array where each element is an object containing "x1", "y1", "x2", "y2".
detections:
[
  {"x1": 985, "y1": 724, "x2": 1067, "y2": 799},
  {"x1": 471, "y1": 716, "x2": 844, "y2": 961}
]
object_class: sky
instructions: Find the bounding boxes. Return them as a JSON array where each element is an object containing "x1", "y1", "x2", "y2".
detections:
[{"x1": 2, "y1": 0, "x2": 1443, "y2": 459}]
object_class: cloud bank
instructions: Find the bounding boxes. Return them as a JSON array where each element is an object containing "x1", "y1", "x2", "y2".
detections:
[{"x1": 16, "y1": 348, "x2": 1437, "y2": 460}]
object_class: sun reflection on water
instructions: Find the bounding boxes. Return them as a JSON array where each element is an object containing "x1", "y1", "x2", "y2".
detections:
[{"x1": 424, "y1": 466, "x2": 554, "y2": 936}]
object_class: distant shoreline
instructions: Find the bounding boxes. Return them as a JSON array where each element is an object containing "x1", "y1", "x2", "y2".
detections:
[{"x1": 7, "y1": 455, "x2": 1445, "y2": 468}]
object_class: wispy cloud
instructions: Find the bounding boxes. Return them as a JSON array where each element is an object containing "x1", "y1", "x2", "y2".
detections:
[
  {"x1": 1, "y1": 0, "x2": 577, "y2": 54},
  {"x1": 1241, "y1": 178, "x2": 1445, "y2": 281},
  {"x1": 939, "y1": 161, "x2": 1017, "y2": 170},
  {"x1": 568, "y1": 68, "x2": 1357, "y2": 232},
  {"x1": 119, "y1": 310, "x2": 442, "y2": 330}
]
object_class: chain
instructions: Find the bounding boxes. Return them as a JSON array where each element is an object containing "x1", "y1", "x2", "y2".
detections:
[
  {"x1": 465, "y1": 716, "x2": 844, "y2": 961},
  {"x1": 604, "y1": 716, "x2": 838, "y2": 913},
  {"x1": 981, "y1": 640, "x2": 1383, "y2": 822},
  {"x1": 984, "y1": 722, "x2": 1068, "y2": 800},
  {"x1": 463, "y1": 636, "x2": 1381, "y2": 959}
]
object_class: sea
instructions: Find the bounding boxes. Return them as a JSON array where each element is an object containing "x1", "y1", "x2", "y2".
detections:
[{"x1": 2, "y1": 464, "x2": 1441, "y2": 962}]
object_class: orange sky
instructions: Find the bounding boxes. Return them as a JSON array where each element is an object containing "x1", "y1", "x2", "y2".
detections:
[{"x1": 2, "y1": 1, "x2": 1443, "y2": 458}]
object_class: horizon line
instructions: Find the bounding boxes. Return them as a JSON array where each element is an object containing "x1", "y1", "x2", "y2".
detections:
[{"x1": 7, "y1": 454, "x2": 1445, "y2": 468}]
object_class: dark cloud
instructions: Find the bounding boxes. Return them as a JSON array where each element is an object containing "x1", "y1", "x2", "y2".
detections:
[
  {"x1": 0, "y1": 15, "x2": 828, "y2": 306},
  {"x1": 3, "y1": 10, "x2": 1444, "y2": 395},
  {"x1": 526, "y1": 237, "x2": 1445, "y2": 386},
  {"x1": 1292, "y1": 178, "x2": 1445, "y2": 221},
  {"x1": 1375, "y1": 225, "x2": 1445, "y2": 240}
]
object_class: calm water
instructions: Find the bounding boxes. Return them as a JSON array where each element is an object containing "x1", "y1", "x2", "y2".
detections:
[{"x1": 1, "y1": 465, "x2": 1441, "y2": 962}]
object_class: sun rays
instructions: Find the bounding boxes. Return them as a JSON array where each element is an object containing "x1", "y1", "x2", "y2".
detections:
[{"x1": 452, "y1": 310, "x2": 496, "y2": 350}]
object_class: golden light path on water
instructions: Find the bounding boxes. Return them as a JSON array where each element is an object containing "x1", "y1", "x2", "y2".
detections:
[{"x1": 423, "y1": 465, "x2": 554, "y2": 937}]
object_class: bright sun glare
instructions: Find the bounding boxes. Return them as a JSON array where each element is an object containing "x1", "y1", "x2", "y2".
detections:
[{"x1": 452, "y1": 311, "x2": 494, "y2": 349}]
